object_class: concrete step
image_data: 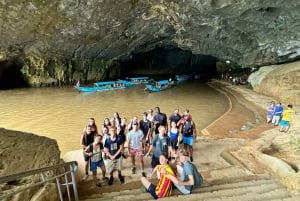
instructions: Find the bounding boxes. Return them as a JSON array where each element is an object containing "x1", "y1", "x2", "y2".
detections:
[{"x1": 79, "y1": 177, "x2": 293, "y2": 201}]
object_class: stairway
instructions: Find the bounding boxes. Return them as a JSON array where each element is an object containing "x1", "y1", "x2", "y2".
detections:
[{"x1": 77, "y1": 175, "x2": 299, "y2": 201}]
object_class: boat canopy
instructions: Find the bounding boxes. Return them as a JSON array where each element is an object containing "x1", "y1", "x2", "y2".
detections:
[{"x1": 94, "y1": 81, "x2": 115, "y2": 86}]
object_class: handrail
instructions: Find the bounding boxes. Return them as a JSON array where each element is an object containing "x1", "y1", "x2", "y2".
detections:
[{"x1": 0, "y1": 161, "x2": 78, "y2": 201}]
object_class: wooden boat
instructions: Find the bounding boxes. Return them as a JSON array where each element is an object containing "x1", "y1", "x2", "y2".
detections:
[
  {"x1": 118, "y1": 77, "x2": 152, "y2": 85},
  {"x1": 74, "y1": 80, "x2": 132, "y2": 92},
  {"x1": 145, "y1": 79, "x2": 174, "y2": 92}
]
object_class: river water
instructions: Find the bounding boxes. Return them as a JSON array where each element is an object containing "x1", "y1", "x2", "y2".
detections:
[{"x1": 0, "y1": 81, "x2": 228, "y2": 155}]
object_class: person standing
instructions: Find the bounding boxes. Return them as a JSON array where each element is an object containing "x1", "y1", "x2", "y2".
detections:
[
  {"x1": 85, "y1": 117, "x2": 98, "y2": 134},
  {"x1": 127, "y1": 121, "x2": 146, "y2": 177},
  {"x1": 102, "y1": 117, "x2": 112, "y2": 129},
  {"x1": 140, "y1": 153, "x2": 175, "y2": 199},
  {"x1": 266, "y1": 101, "x2": 275, "y2": 123},
  {"x1": 169, "y1": 121, "x2": 180, "y2": 154},
  {"x1": 139, "y1": 112, "x2": 153, "y2": 154},
  {"x1": 279, "y1": 104, "x2": 295, "y2": 132},
  {"x1": 153, "y1": 107, "x2": 168, "y2": 135},
  {"x1": 111, "y1": 112, "x2": 122, "y2": 129},
  {"x1": 84, "y1": 134, "x2": 108, "y2": 188},
  {"x1": 169, "y1": 109, "x2": 181, "y2": 128},
  {"x1": 104, "y1": 126, "x2": 125, "y2": 185},
  {"x1": 146, "y1": 125, "x2": 173, "y2": 169},
  {"x1": 147, "y1": 108, "x2": 154, "y2": 123},
  {"x1": 127, "y1": 116, "x2": 138, "y2": 132},
  {"x1": 80, "y1": 125, "x2": 95, "y2": 180},
  {"x1": 118, "y1": 117, "x2": 128, "y2": 159},
  {"x1": 177, "y1": 114, "x2": 197, "y2": 162},
  {"x1": 272, "y1": 102, "x2": 283, "y2": 126}
]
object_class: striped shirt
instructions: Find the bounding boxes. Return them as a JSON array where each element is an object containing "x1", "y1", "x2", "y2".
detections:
[{"x1": 155, "y1": 165, "x2": 175, "y2": 198}]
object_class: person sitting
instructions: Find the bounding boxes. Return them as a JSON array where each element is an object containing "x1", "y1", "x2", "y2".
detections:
[
  {"x1": 165, "y1": 149, "x2": 203, "y2": 194},
  {"x1": 140, "y1": 152, "x2": 175, "y2": 199}
]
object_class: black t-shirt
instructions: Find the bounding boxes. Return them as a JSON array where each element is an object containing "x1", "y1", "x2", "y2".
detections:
[
  {"x1": 82, "y1": 133, "x2": 95, "y2": 146},
  {"x1": 139, "y1": 119, "x2": 152, "y2": 137},
  {"x1": 169, "y1": 114, "x2": 181, "y2": 126},
  {"x1": 153, "y1": 112, "x2": 167, "y2": 133}
]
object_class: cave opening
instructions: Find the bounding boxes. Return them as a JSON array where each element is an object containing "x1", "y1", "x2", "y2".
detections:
[
  {"x1": 118, "y1": 46, "x2": 218, "y2": 81},
  {"x1": 0, "y1": 58, "x2": 29, "y2": 89}
]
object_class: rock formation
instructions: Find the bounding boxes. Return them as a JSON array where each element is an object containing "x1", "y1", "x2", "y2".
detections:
[
  {"x1": 248, "y1": 61, "x2": 300, "y2": 106},
  {"x1": 0, "y1": 128, "x2": 61, "y2": 201},
  {"x1": 1, "y1": 0, "x2": 300, "y2": 87}
]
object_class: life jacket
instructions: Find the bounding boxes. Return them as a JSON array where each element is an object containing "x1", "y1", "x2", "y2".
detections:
[{"x1": 182, "y1": 121, "x2": 193, "y2": 137}]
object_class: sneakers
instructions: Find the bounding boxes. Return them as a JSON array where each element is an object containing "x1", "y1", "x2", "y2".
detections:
[
  {"x1": 82, "y1": 174, "x2": 89, "y2": 181},
  {"x1": 132, "y1": 166, "x2": 136, "y2": 174},
  {"x1": 102, "y1": 176, "x2": 109, "y2": 181},
  {"x1": 118, "y1": 174, "x2": 125, "y2": 184},
  {"x1": 141, "y1": 172, "x2": 146, "y2": 177},
  {"x1": 108, "y1": 176, "x2": 114, "y2": 185},
  {"x1": 96, "y1": 183, "x2": 101, "y2": 188}
]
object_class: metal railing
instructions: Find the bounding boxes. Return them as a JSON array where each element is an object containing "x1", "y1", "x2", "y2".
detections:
[{"x1": 0, "y1": 161, "x2": 78, "y2": 201}]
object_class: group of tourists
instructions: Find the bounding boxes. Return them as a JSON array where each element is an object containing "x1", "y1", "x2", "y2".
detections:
[
  {"x1": 79, "y1": 107, "x2": 203, "y2": 199},
  {"x1": 266, "y1": 101, "x2": 295, "y2": 132}
]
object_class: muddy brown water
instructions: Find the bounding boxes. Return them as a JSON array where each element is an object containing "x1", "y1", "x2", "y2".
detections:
[{"x1": 0, "y1": 81, "x2": 228, "y2": 155}]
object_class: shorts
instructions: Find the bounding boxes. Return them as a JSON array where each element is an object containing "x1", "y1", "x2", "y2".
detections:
[
  {"x1": 107, "y1": 157, "x2": 123, "y2": 173},
  {"x1": 130, "y1": 148, "x2": 143, "y2": 157},
  {"x1": 182, "y1": 136, "x2": 194, "y2": 146},
  {"x1": 170, "y1": 138, "x2": 178, "y2": 150},
  {"x1": 279, "y1": 120, "x2": 290, "y2": 127},
  {"x1": 90, "y1": 159, "x2": 105, "y2": 172},
  {"x1": 147, "y1": 183, "x2": 158, "y2": 199}
]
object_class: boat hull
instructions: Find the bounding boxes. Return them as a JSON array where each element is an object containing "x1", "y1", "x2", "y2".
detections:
[
  {"x1": 145, "y1": 79, "x2": 174, "y2": 92},
  {"x1": 145, "y1": 85, "x2": 173, "y2": 92},
  {"x1": 74, "y1": 85, "x2": 127, "y2": 92}
]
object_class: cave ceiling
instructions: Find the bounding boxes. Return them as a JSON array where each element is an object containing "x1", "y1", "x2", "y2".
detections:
[{"x1": 0, "y1": 0, "x2": 300, "y2": 68}]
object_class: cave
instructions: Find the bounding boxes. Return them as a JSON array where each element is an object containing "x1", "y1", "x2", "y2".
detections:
[
  {"x1": 0, "y1": 59, "x2": 29, "y2": 89},
  {"x1": 118, "y1": 46, "x2": 218, "y2": 82}
]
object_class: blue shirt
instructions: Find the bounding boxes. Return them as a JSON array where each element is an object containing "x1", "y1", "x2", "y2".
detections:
[{"x1": 274, "y1": 105, "x2": 283, "y2": 116}]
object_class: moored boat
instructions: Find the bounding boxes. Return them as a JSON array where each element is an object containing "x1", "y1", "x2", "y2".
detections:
[
  {"x1": 75, "y1": 80, "x2": 131, "y2": 92},
  {"x1": 145, "y1": 79, "x2": 174, "y2": 92},
  {"x1": 119, "y1": 76, "x2": 152, "y2": 85}
]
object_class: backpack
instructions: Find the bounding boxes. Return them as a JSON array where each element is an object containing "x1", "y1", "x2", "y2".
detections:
[
  {"x1": 190, "y1": 162, "x2": 203, "y2": 187},
  {"x1": 182, "y1": 121, "x2": 193, "y2": 136},
  {"x1": 184, "y1": 161, "x2": 203, "y2": 187}
]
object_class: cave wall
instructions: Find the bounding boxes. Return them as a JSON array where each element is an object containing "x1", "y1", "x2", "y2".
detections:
[
  {"x1": 1, "y1": 0, "x2": 300, "y2": 87},
  {"x1": 248, "y1": 61, "x2": 300, "y2": 106}
]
